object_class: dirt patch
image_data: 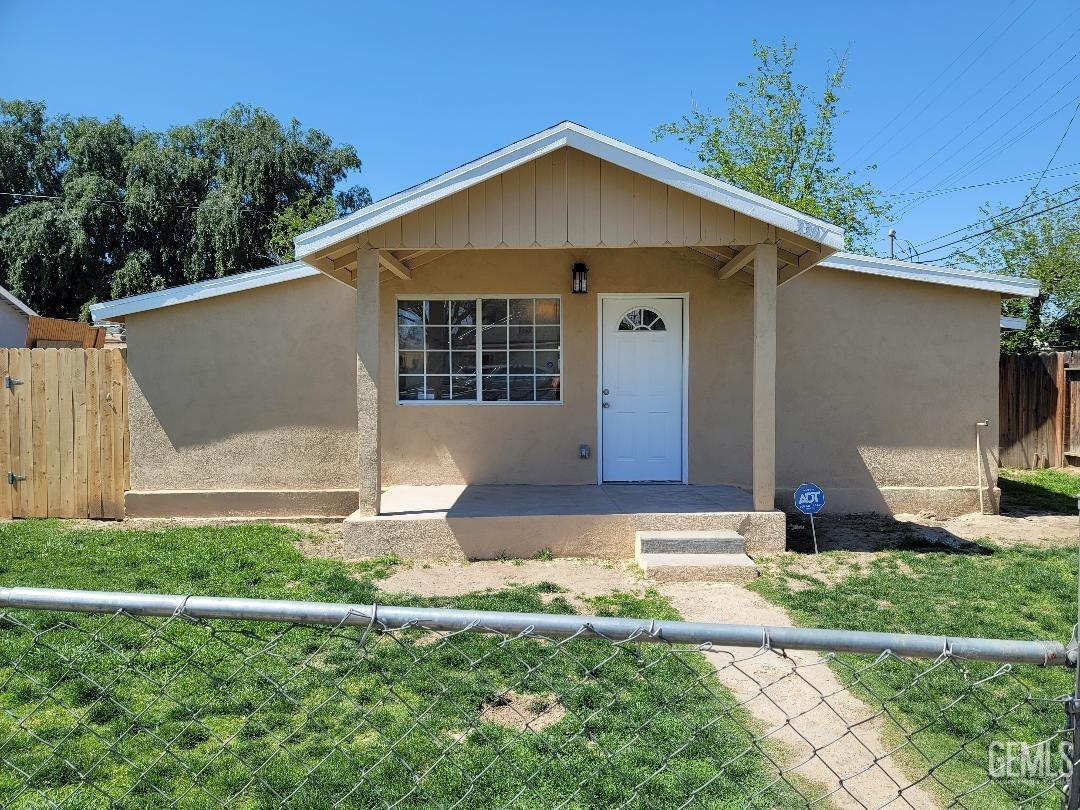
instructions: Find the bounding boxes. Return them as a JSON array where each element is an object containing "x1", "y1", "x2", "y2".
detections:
[
  {"x1": 657, "y1": 582, "x2": 939, "y2": 809},
  {"x1": 788, "y1": 510, "x2": 1076, "y2": 553},
  {"x1": 481, "y1": 691, "x2": 566, "y2": 732},
  {"x1": 376, "y1": 559, "x2": 641, "y2": 610}
]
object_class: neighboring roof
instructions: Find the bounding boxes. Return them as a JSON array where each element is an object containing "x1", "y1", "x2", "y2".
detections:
[
  {"x1": 819, "y1": 252, "x2": 1040, "y2": 299},
  {"x1": 89, "y1": 253, "x2": 1039, "y2": 322},
  {"x1": 88, "y1": 262, "x2": 313, "y2": 321},
  {"x1": 293, "y1": 121, "x2": 847, "y2": 259},
  {"x1": 1000, "y1": 316, "x2": 1027, "y2": 330},
  {"x1": 0, "y1": 285, "x2": 36, "y2": 318}
]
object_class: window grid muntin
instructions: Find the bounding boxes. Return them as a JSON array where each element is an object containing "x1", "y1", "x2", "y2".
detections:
[{"x1": 397, "y1": 296, "x2": 561, "y2": 404}]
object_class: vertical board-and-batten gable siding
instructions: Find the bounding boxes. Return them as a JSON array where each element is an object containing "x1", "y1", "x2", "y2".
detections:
[{"x1": 359, "y1": 148, "x2": 771, "y2": 251}]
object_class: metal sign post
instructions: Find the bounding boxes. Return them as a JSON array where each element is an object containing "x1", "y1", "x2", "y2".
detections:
[{"x1": 794, "y1": 483, "x2": 825, "y2": 554}]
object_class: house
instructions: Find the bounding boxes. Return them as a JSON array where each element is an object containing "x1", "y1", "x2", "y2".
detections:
[
  {"x1": 0, "y1": 285, "x2": 36, "y2": 347},
  {"x1": 90, "y1": 122, "x2": 1038, "y2": 559}
]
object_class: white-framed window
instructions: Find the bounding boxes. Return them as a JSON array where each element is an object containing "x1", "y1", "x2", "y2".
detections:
[{"x1": 397, "y1": 296, "x2": 561, "y2": 403}]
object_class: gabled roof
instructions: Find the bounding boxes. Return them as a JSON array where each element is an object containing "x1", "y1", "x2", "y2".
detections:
[
  {"x1": 293, "y1": 121, "x2": 847, "y2": 259},
  {"x1": 88, "y1": 252, "x2": 1039, "y2": 322},
  {"x1": 0, "y1": 285, "x2": 36, "y2": 318}
]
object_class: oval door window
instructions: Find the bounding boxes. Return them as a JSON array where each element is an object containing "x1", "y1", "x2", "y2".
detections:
[{"x1": 617, "y1": 307, "x2": 667, "y2": 332}]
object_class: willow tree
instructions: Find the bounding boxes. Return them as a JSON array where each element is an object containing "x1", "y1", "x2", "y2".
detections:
[{"x1": 0, "y1": 100, "x2": 369, "y2": 318}]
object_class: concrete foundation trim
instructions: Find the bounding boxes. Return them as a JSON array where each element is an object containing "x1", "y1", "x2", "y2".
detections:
[
  {"x1": 775, "y1": 485, "x2": 1001, "y2": 517},
  {"x1": 125, "y1": 489, "x2": 359, "y2": 519},
  {"x1": 343, "y1": 509, "x2": 786, "y2": 561}
]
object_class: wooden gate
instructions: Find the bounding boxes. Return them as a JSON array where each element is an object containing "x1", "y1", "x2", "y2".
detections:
[{"x1": 0, "y1": 348, "x2": 128, "y2": 519}]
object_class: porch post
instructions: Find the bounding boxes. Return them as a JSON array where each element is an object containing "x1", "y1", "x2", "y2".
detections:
[
  {"x1": 356, "y1": 246, "x2": 381, "y2": 515},
  {"x1": 752, "y1": 243, "x2": 777, "y2": 511}
]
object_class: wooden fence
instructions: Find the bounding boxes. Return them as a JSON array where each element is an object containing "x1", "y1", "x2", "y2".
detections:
[
  {"x1": 999, "y1": 351, "x2": 1080, "y2": 469},
  {"x1": 0, "y1": 348, "x2": 128, "y2": 519}
]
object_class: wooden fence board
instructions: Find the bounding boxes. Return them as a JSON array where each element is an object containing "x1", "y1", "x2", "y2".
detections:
[
  {"x1": 0, "y1": 348, "x2": 127, "y2": 519},
  {"x1": 1000, "y1": 351, "x2": 1080, "y2": 469}
]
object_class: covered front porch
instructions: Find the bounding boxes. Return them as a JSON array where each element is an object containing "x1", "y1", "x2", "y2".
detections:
[
  {"x1": 344, "y1": 483, "x2": 785, "y2": 560},
  {"x1": 291, "y1": 123, "x2": 845, "y2": 558}
]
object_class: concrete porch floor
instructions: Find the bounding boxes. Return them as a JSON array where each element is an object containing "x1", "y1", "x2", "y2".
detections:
[{"x1": 345, "y1": 484, "x2": 784, "y2": 560}]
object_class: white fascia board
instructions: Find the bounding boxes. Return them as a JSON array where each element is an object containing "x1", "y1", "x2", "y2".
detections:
[
  {"x1": 819, "y1": 252, "x2": 1041, "y2": 298},
  {"x1": 88, "y1": 262, "x2": 319, "y2": 321},
  {"x1": 293, "y1": 121, "x2": 846, "y2": 259},
  {"x1": 1000, "y1": 316, "x2": 1027, "y2": 330},
  {"x1": 0, "y1": 286, "x2": 36, "y2": 317}
]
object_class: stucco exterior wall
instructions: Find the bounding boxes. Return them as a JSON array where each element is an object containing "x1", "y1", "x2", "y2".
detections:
[
  {"x1": 124, "y1": 273, "x2": 359, "y2": 514},
  {"x1": 379, "y1": 249, "x2": 999, "y2": 514},
  {"x1": 124, "y1": 247, "x2": 1000, "y2": 517}
]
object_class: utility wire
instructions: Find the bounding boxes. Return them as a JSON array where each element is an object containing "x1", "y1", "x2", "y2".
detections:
[
  {"x1": 841, "y1": 1, "x2": 1023, "y2": 168},
  {"x1": 886, "y1": 164, "x2": 1080, "y2": 199},
  {"x1": 915, "y1": 194, "x2": 1080, "y2": 264},
  {"x1": 0, "y1": 190, "x2": 276, "y2": 216}
]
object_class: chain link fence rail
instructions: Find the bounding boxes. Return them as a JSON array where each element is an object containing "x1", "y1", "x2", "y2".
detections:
[{"x1": 0, "y1": 585, "x2": 1076, "y2": 809}]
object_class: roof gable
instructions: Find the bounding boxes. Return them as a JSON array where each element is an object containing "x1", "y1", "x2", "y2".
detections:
[{"x1": 293, "y1": 121, "x2": 846, "y2": 261}]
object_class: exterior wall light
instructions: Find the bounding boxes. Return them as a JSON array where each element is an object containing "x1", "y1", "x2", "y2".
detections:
[{"x1": 571, "y1": 262, "x2": 589, "y2": 294}]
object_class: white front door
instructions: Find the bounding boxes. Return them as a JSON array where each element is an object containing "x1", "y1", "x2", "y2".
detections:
[{"x1": 600, "y1": 297, "x2": 684, "y2": 482}]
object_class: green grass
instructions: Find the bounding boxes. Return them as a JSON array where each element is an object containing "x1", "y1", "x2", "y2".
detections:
[
  {"x1": 752, "y1": 542, "x2": 1077, "y2": 808},
  {"x1": 0, "y1": 521, "x2": 794, "y2": 808},
  {"x1": 999, "y1": 467, "x2": 1080, "y2": 514}
]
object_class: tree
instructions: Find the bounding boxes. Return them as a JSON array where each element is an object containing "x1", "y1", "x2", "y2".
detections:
[
  {"x1": 957, "y1": 191, "x2": 1080, "y2": 353},
  {"x1": 654, "y1": 40, "x2": 889, "y2": 252},
  {"x1": 0, "y1": 100, "x2": 370, "y2": 318}
]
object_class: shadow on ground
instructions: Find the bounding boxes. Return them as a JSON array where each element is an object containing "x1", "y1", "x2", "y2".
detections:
[
  {"x1": 786, "y1": 513, "x2": 992, "y2": 555},
  {"x1": 998, "y1": 477, "x2": 1077, "y2": 516}
]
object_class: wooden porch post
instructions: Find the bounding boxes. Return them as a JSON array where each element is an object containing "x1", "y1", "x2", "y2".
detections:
[
  {"x1": 753, "y1": 243, "x2": 777, "y2": 511},
  {"x1": 356, "y1": 246, "x2": 381, "y2": 515}
]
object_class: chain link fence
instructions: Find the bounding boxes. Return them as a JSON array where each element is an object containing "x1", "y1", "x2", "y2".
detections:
[{"x1": 0, "y1": 586, "x2": 1076, "y2": 808}]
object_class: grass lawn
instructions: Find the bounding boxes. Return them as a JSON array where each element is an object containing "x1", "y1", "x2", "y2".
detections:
[
  {"x1": 999, "y1": 467, "x2": 1080, "y2": 514},
  {"x1": 752, "y1": 540, "x2": 1076, "y2": 808},
  {"x1": 0, "y1": 520, "x2": 794, "y2": 809}
]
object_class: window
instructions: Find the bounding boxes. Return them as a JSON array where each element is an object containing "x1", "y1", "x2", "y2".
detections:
[
  {"x1": 397, "y1": 297, "x2": 561, "y2": 403},
  {"x1": 618, "y1": 307, "x2": 666, "y2": 332}
]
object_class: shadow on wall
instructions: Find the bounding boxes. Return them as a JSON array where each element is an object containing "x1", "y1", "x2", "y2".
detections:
[{"x1": 130, "y1": 276, "x2": 358, "y2": 450}]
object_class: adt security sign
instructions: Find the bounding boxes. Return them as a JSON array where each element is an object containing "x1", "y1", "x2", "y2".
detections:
[{"x1": 794, "y1": 483, "x2": 825, "y2": 515}]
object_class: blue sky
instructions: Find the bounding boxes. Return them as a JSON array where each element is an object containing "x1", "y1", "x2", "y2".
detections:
[{"x1": 3, "y1": 0, "x2": 1078, "y2": 264}]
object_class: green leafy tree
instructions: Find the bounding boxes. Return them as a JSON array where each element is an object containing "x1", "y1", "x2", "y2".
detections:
[
  {"x1": 957, "y1": 191, "x2": 1080, "y2": 353},
  {"x1": 0, "y1": 100, "x2": 369, "y2": 318},
  {"x1": 655, "y1": 40, "x2": 889, "y2": 252}
]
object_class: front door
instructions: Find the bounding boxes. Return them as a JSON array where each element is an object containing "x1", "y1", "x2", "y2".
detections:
[{"x1": 600, "y1": 297, "x2": 684, "y2": 482}]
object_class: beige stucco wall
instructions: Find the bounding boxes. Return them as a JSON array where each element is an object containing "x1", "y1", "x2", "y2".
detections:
[
  {"x1": 379, "y1": 248, "x2": 1000, "y2": 512},
  {"x1": 124, "y1": 247, "x2": 1000, "y2": 517},
  {"x1": 125, "y1": 273, "x2": 359, "y2": 499}
]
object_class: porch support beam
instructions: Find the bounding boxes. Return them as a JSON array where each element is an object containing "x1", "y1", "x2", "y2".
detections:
[
  {"x1": 718, "y1": 245, "x2": 756, "y2": 280},
  {"x1": 378, "y1": 251, "x2": 412, "y2": 281},
  {"x1": 356, "y1": 246, "x2": 381, "y2": 515},
  {"x1": 752, "y1": 243, "x2": 777, "y2": 511}
]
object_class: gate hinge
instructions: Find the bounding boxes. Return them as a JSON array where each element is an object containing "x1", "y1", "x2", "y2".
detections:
[
  {"x1": 4, "y1": 376, "x2": 22, "y2": 391},
  {"x1": 7, "y1": 472, "x2": 25, "y2": 485}
]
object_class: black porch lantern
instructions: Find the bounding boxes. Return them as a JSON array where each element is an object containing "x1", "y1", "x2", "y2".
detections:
[{"x1": 571, "y1": 262, "x2": 589, "y2": 294}]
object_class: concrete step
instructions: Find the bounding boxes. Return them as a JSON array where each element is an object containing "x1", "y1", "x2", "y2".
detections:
[
  {"x1": 636, "y1": 529, "x2": 746, "y2": 555},
  {"x1": 637, "y1": 551, "x2": 759, "y2": 583}
]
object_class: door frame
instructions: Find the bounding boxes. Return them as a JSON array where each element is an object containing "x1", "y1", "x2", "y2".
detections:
[{"x1": 595, "y1": 293, "x2": 690, "y2": 485}]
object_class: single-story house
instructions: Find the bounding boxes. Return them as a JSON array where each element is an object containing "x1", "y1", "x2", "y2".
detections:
[
  {"x1": 91, "y1": 122, "x2": 1038, "y2": 559},
  {"x1": 0, "y1": 285, "x2": 36, "y2": 347}
]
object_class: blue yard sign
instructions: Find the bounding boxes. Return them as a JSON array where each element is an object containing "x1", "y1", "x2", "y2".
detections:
[
  {"x1": 794, "y1": 483, "x2": 825, "y2": 554},
  {"x1": 794, "y1": 483, "x2": 825, "y2": 515}
]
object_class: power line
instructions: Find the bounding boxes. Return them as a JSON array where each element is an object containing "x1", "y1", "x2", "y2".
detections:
[
  {"x1": 840, "y1": 1, "x2": 1023, "y2": 168},
  {"x1": 0, "y1": 190, "x2": 277, "y2": 217},
  {"x1": 886, "y1": 164, "x2": 1080, "y2": 199},
  {"x1": 848, "y1": 0, "x2": 1042, "y2": 174},
  {"x1": 915, "y1": 194, "x2": 1080, "y2": 263}
]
